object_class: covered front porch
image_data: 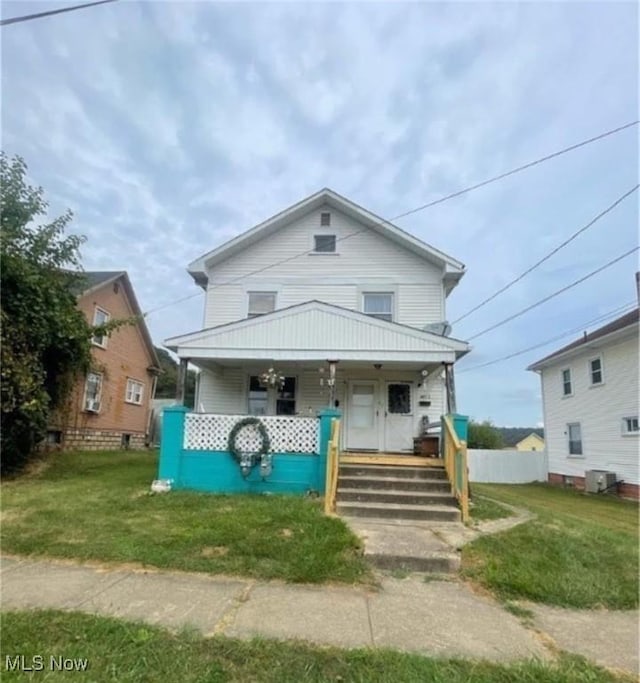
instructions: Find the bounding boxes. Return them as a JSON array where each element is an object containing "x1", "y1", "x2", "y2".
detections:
[{"x1": 165, "y1": 301, "x2": 469, "y2": 455}]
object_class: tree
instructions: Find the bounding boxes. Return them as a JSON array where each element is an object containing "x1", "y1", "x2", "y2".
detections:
[
  {"x1": 153, "y1": 346, "x2": 196, "y2": 409},
  {"x1": 467, "y1": 420, "x2": 504, "y2": 450},
  {"x1": 1, "y1": 153, "x2": 93, "y2": 474}
]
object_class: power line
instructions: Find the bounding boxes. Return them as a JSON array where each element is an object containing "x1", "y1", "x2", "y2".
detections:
[
  {"x1": 144, "y1": 120, "x2": 639, "y2": 317},
  {"x1": 0, "y1": 0, "x2": 117, "y2": 27},
  {"x1": 466, "y1": 246, "x2": 639, "y2": 341},
  {"x1": 451, "y1": 185, "x2": 639, "y2": 325},
  {"x1": 458, "y1": 301, "x2": 637, "y2": 373}
]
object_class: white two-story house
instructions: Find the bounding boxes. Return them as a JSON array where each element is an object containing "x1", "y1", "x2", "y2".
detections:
[
  {"x1": 528, "y1": 302, "x2": 639, "y2": 499},
  {"x1": 165, "y1": 189, "x2": 470, "y2": 454}
]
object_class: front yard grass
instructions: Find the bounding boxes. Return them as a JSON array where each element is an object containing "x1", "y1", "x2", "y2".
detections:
[
  {"x1": 0, "y1": 450, "x2": 370, "y2": 584},
  {"x1": 2, "y1": 610, "x2": 633, "y2": 683},
  {"x1": 462, "y1": 484, "x2": 639, "y2": 609}
]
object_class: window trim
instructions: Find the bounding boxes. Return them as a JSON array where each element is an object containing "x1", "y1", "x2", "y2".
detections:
[
  {"x1": 362, "y1": 292, "x2": 395, "y2": 322},
  {"x1": 83, "y1": 371, "x2": 103, "y2": 413},
  {"x1": 567, "y1": 422, "x2": 583, "y2": 457},
  {"x1": 92, "y1": 307, "x2": 110, "y2": 348},
  {"x1": 622, "y1": 416, "x2": 639, "y2": 436},
  {"x1": 588, "y1": 355, "x2": 604, "y2": 387},
  {"x1": 247, "y1": 291, "x2": 277, "y2": 318},
  {"x1": 320, "y1": 211, "x2": 331, "y2": 227},
  {"x1": 125, "y1": 378, "x2": 144, "y2": 406},
  {"x1": 561, "y1": 367, "x2": 573, "y2": 397},
  {"x1": 312, "y1": 234, "x2": 338, "y2": 254}
]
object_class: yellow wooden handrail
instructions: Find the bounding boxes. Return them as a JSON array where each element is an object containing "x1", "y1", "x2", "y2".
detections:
[
  {"x1": 442, "y1": 415, "x2": 469, "y2": 523},
  {"x1": 324, "y1": 418, "x2": 341, "y2": 515}
]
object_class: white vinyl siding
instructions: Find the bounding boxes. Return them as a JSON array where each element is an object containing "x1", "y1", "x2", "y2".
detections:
[
  {"x1": 198, "y1": 366, "x2": 246, "y2": 414},
  {"x1": 203, "y1": 205, "x2": 445, "y2": 329},
  {"x1": 539, "y1": 332, "x2": 639, "y2": 486}
]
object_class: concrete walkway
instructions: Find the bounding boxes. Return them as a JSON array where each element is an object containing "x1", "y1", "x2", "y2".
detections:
[{"x1": 1, "y1": 556, "x2": 638, "y2": 674}]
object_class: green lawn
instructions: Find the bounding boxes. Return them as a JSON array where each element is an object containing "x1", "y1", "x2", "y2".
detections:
[
  {"x1": 469, "y1": 493, "x2": 514, "y2": 522},
  {"x1": 2, "y1": 611, "x2": 633, "y2": 683},
  {"x1": 462, "y1": 484, "x2": 639, "y2": 609},
  {"x1": 0, "y1": 450, "x2": 369, "y2": 584}
]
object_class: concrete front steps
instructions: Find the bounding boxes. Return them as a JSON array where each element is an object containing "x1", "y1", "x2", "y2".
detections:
[{"x1": 336, "y1": 462, "x2": 463, "y2": 573}]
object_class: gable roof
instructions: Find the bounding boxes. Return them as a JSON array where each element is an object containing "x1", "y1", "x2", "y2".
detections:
[
  {"x1": 527, "y1": 307, "x2": 639, "y2": 371},
  {"x1": 187, "y1": 188, "x2": 465, "y2": 289},
  {"x1": 516, "y1": 432, "x2": 545, "y2": 446},
  {"x1": 76, "y1": 271, "x2": 160, "y2": 370},
  {"x1": 165, "y1": 299, "x2": 470, "y2": 363}
]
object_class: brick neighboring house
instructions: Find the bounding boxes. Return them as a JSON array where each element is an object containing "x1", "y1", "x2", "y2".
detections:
[{"x1": 49, "y1": 271, "x2": 161, "y2": 450}]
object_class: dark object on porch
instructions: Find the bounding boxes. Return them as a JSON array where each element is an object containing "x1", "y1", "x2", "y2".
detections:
[{"x1": 414, "y1": 416, "x2": 441, "y2": 456}]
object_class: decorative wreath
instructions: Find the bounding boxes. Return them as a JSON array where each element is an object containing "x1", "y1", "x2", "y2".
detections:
[{"x1": 227, "y1": 416, "x2": 271, "y2": 465}]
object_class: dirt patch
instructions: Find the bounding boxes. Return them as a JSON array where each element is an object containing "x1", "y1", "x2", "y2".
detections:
[
  {"x1": 279, "y1": 528, "x2": 294, "y2": 538},
  {"x1": 201, "y1": 546, "x2": 229, "y2": 558}
]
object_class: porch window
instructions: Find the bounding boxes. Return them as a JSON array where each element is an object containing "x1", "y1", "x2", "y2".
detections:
[
  {"x1": 388, "y1": 383, "x2": 411, "y2": 414},
  {"x1": 363, "y1": 293, "x2": 393, "y2": 322},
  {"x1": 276, "y1": 377, "x2": 297, "y2": 415},
  {"x1": 567, "y1": 422, "x2": 582, "y2": 456},
  {"x1": 248, "y1": 376, "x2": 268, "y2": 415},
  {"x1": 248, "y1": 292, "x2": 276, "y2": 318}
]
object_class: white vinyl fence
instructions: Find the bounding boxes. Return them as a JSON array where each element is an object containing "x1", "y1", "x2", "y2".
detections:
[{"x1": 468, "y1": 449, "x2": 547, "y2": 484}]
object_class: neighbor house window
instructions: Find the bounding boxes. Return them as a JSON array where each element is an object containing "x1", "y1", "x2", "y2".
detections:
[
  {"x1": 622, "y1": 416, "x2": 639, "y2": 434},
  {"x1": 84, "y1": 372, "x2": 103, "y2": 412},
  {"x1": 589, "y1": 357, "x2": 603, "y2": 385},
  {"x1": 125, "y1": 378, "x2": 144, "y2": 405},
  {"x1": 276, "y1": 377, "x2": 296, "y2": 415},
  {"x1": 363, "y1": 293, "x2": 393, "y2": 322},
  {"x1": 561, "y1": 368, "x2": 572, "y2": 396},
  {"x1": 92, "y1": 307, "x2": 110, "y2": 347},
  {"x1": 320, "y1": 212, "x2": 331, "y2": 226},
  {"x1": 313, "y1": 234, "x2": 336, "y2": 253},
  {"x1": 567, "y1": 423, "x2": 582, "y2": 456},
  {"x1": 248, "y1": 292, "x2": 276, "y2": 317}
]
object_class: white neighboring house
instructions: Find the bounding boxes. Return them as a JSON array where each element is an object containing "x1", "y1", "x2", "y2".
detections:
[
  {"x1": 528, "y1": 306, "x2": 639, "y2": 499},
  {"x1": 165, "y1": 188, "x2": 470, "y2": 454}
]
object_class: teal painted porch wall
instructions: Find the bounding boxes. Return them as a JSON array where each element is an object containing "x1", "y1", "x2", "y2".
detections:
[{"x1": 157, "y1": 406, "x2": 340, "y2": 495}]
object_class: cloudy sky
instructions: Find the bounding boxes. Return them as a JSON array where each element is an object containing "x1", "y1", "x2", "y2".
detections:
[{"x1": 2, "y1": 1, "x2": 638, "y2": 426}]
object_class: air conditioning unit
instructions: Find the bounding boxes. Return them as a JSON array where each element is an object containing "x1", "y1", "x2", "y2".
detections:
[
  {"x1": 85, "y1": 399, "x2": 101, "y2": 413},
  {"x1": 585, "y1": 470, "x2": 617, "y2": 494}
]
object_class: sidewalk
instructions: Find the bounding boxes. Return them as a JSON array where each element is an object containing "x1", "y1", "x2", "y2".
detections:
[{"x1": 1, "y1": 556, "x2": 637, "y2": 674}]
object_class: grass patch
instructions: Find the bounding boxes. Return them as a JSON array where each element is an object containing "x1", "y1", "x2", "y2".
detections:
[
  {"x1": 469, "y1": 494, "x2": 514, "y2": 522},
  {"x1": 1, "y1": 610, "x2": 633, "y2": 682},
  {"x1": 462, "y1": 484, "x2": 639, "y2": 609},
  {"x1": 0, "y1": 450, "x2": 370, "y2": 584}
]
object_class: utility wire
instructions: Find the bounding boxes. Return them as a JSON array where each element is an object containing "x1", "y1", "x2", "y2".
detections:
[
  {"x1": 0, "y1": 0, "x2": 117, "y2": 27},
  {"x1": 451, "y1": 184, "x2": 639, "y2": 325},
  {"x1": 466, "y1": 246, "x2": 639, "y2": 341},
  {"x1": 458, "y1": 301, "x2": 638, "y2": 373},
  {"x1": 144, "y1": 120, "x2": 639, "y2": 317}
]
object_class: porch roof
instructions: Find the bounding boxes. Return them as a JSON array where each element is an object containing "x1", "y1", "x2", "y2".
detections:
[{"x1": 165, "y1": 301, "x2": 470, "y2": 363}]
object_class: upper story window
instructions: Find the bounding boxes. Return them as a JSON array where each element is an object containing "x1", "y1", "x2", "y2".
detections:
[
  {"x1": 589, "y1": 356, "x2": 604, "y2": 386},
  {"x1": 84, "y1": 372, "x2": 103, "y2": 412},
  {"x1": 92, "y1": 307, "x2": 110, "y2": 348},
  {"x1": 363, "y1": 293, "x2": 393, "y2": 322},
  {"x1": 567, "y1": 422, "x2": 583, "y2": 456},
  {"x1": 561, "y1": 368, "x2": 572, "y2": 396},
  {"x1": 125, "y1": 378, "x2": 144, "y2": 405},
  {"x1": 313, "y1": 234, "x2": 336, "y2": 253},
  {"x1": 622, "y1": 416, "x2": 639, "y2": 434},
  {"x1": 320, "y1": 212, "x2": 331, "y2": 226},
  {"x1": 248, "y1": 292, "x2": 276, "y2": 317}
]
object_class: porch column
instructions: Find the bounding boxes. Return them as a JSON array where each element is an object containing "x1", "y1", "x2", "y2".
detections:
[
  {"x1": 176, "y1": 358, "x2": 189, "y2": 406},
  {"x1": 444, "y1": 363, "x2": 457, "y2": 414}
]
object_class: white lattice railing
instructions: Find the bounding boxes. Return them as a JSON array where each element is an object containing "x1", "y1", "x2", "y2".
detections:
[{"x1": 184, "y1": 413, "x2": 320, "y2": 454}]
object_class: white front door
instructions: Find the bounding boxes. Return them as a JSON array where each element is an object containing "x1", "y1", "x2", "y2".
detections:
[
  {"x1": 384, "y1": 382, "x2": 414, "y2": 452},
  {"x1": 346, "y1": 380, "x2": 380, "y2": 450}
]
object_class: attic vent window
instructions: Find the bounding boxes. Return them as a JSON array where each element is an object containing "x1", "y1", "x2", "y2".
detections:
[
  {"x1": 320, "y1": 212, "x2": 331, "y2": 226},
  {"x1": 314, "y1": 235, "x2": 336, "y2": 253}
]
